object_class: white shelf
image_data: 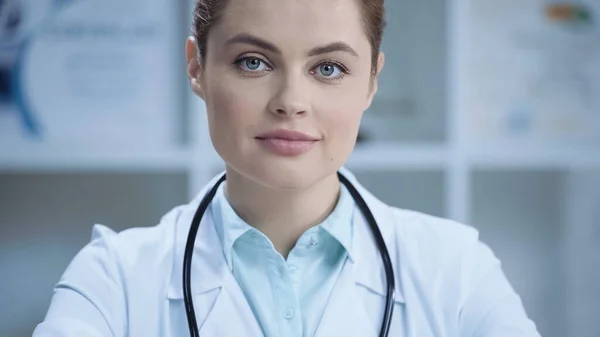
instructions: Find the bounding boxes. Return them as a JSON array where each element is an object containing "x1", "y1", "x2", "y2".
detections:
[
  {"x1": 346, "y1": 142, "x2": 449, "y2": 170},
  {"x1": 466, "y1": 144, "x2": 600, "y2": 170},
  {"x1": 3, "y1": 141, "x2": 597, "y2": 173},
  {"x1": 0, "y1": 147, "x2": 193, "y2": 173}
]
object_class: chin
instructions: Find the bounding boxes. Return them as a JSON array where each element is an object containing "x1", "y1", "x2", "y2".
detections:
[
  {"x1": 226, "y1": 154, "x2": 337, "y2": 191},
  {"x1": 253, "y1": 161, "x2": 326, "y2": 191},
  {"x1": 261, "y1": 172, "x2": 318, "y2": 190}
]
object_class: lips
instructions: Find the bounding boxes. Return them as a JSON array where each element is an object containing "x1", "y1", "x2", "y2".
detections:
[
  {"x1": 255, "y1": 129, "x2": 320, "y2": 156},
  {"x1": 256, "y1": 129, "x2": 320, "y2": 141}
]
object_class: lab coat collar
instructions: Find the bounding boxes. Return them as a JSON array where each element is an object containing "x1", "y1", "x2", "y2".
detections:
[
  {"x1": 167, "y1": 173, "x2": 229, "y2": 299},
  {"x1": 339, "y1": 167, "x2": 406, "y2": 304},
  {"x1": 167, "y1": 167, "x2": 405, "y2": 304}
]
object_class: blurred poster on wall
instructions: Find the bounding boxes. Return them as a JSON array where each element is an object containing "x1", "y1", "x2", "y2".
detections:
[
  {"x1": 0, "y1": 0, "x2": 182, "y2": 152},
  {"x1": 465, "y1": 0, "x2": 600, "y2": 145}
]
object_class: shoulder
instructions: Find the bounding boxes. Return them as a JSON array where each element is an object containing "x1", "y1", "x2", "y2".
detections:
[
  {"x1": 382, "y1": 207, "x2": 482, "y2": 280},
  {"x1": 345, "y1": 167, "x2": 484, "y2": 281},
  {"x1": 384, "y1": 207, "x2": 538, "y2": 336},
  {"x1": 65, "y1": 203, "x2": 191, "y2": 287},
  {"x1": 390, "y1": 207, "x2": 480, "y2": 257},
  {"x1": 383, "y1": 205, "x2": 502, "y2": 310},
  {"x1": 343, "y1": 167, "x2": 480, "y2": 257},
  {"x1": 87, "y1": 204, "x2": 189, "y2": 265}
]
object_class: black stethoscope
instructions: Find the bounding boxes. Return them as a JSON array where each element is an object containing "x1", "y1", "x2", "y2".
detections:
[{"x1": 182, "y1": 171, "x2": 396, "y2": 337}]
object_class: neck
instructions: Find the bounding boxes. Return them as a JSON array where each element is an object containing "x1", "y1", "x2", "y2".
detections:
[{"x1": 223, "y1": 167, "x2": 341, "y2": 259}]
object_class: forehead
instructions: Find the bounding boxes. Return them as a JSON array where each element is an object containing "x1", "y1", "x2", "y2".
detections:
[{"x1": 211, "y1": 0, "x2": 369, "y2": 53}]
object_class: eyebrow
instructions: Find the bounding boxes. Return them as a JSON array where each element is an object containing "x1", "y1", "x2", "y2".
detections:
[
  {"x1": 225, "y1": 33, "x2": 359, "y2": 58},
  {"x1": 307, "y1": 42, "x2": 359, "y2": 58},
  {"x1": 226, "y1": 34, "x2": 281, "y2": 53}
]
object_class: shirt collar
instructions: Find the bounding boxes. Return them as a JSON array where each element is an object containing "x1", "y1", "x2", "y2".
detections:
[
  {"x1": 210, "y1": 184, "x2": 254, "y2": 270},
  {"x1": 210, "y1": 183, "x2": 356, "y2": 267},
  {"x1": 167, "y1": 167, "x2": 405, "y2": 303},
  {"x1": 318, "y1": 184, "x2": 356, "y2": 262}
]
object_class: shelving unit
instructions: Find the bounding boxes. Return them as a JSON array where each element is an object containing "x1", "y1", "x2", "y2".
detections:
[
  {"x1": 0, "y1": 146, "x2": 193, "y2": 173},
  {"x1": 0, "y1": 0, "x2": 598, "y2": 337}
]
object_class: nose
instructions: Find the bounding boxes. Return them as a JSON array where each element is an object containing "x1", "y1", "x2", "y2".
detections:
[{"x1": 267, "y1": 74, "x2": 310, "y2": 117}]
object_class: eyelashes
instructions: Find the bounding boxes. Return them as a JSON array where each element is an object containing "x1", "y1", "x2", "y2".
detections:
[
  {"x1": 235, "y1": 56, "x2": 272, "y2": 73},
  {"x1": 233, "y1": 55, "x2": 351, "y2": 82},
  {"x1": 311, "y1": 61, "x2": 349, "y2": 79}
]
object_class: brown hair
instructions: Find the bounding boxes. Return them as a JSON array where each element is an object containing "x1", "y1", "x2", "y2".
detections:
[{"x1": 191, "y1": 0, "x2": 386, "y2": 74}]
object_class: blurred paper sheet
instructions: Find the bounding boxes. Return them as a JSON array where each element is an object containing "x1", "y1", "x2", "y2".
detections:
[
  {"x1": 465, "y1": 0, "x2": 600, "y2": 144},
  {"x1": 0, "y1": 0, "x2": 181, "y2": 151}
]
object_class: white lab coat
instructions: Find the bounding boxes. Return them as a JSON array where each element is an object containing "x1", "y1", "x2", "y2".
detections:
[{"x1": 33, "y1": 168, "x2": 541, "y2": 337}]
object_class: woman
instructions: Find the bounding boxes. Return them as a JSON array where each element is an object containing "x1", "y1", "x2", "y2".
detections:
[{"x1": 34, "y1": 0, "x2": 541, "y2": 336}]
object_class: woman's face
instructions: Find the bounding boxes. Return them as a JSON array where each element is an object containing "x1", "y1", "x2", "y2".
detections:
[{"x1": 188, "y1": 0, "x2": 383, "y2": 190}]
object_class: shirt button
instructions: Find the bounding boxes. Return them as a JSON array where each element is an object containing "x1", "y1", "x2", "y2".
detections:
[
  {"x1": 308, "y1": 237, "x2": 318, "y2": 246},
  {"x1": 289, "y1": 266, "x2": 298, "y2": 275},
  {"x1": 283, "y1": 307, "x2": 295, "y2": 320}
]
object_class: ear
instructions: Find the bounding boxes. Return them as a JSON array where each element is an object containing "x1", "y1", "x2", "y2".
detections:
[
  {"x1": 186, "y1": 36, "x2": 205, "y2": 100},
  {"x1": 366, "y1": 51, "x2": 385, "y2": 110}
]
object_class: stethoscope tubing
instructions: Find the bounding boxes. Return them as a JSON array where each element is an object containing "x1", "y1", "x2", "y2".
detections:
[{"x1": 183, "y1": 172, "x2": 395, "y2": 337}]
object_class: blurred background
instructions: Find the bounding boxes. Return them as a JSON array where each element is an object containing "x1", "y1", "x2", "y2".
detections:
[{"x1": 1, "y1": 0, "x2": 599, "y2": 336}]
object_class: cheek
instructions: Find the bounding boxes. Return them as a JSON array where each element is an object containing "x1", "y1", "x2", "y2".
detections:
[
  {"x1": 204, "y1": 66, "x2": 269, "y2": 127},
  {"x1": 317, "y1": 86, "x2": 367, "y2": 150},
  {"x1": 203, "y1": 77, "x2": 250, "y2": 159},
  {"x1": 206, "y1": 77, "x2": 240, "y2": 125},
  {"x1": 313, "y1": 100, "x2": 363, "y2": 167},
  {"x1": 324, "y1": 103, "x2": 362, "y2": 137},
  {"x1": 204, "y1": 75, "x2": 262, "y2": 146}
]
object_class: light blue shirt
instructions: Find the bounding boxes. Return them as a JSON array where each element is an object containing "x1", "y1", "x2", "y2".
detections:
[{"x1": 210, "y1": 184, "x2": 355, "y2": 337}]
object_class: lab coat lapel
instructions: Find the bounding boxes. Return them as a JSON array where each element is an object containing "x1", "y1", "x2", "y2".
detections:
[
  {"x1": 315, "y1": 169, "x2": 407, "y2": 336},
  {"x1": 198, "y1": 271, "x2": 264, "y2": 336},
  {"x1": 167, "y1": 174, "x2": 263, "y2": 336},
  {"x1": 314, "y1": 205, "x2": 390, "y2": 337},
  {"x1": 185, "y1": 214, "x2": 262, "y2": 336},
  {"x1": 314, "y1": 258, "x2": 379, "y2": 337}
]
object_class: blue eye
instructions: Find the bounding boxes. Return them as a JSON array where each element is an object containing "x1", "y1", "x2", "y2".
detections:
[
  {"x1": 314, "y1": 62, "x2": 345, "y2": 79},
  {"x1": 319, "y1": 64, "x2": 336, "y2": 76},
  {"x1": 238, "y1": 57, "x2": 269, "y2": 72},
  {"x1": 245, "y1": 58, "x2": 261, "y2": 70}
]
